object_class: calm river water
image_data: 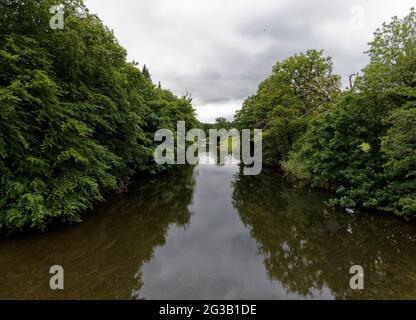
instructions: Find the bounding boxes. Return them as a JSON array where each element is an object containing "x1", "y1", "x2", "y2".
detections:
[{"x1": 1, "y1": 151, "x2": 415, "y2": 299}]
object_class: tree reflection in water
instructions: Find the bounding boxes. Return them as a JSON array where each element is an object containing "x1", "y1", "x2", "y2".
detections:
[
  {"x1": 1, "y1": 159, "x2": 415, "y2": 299},
  {"x1": 0, "y1": 166, "x2": 196, "y2": 299},
  {"x1": 232, "y1": 165, "x2": 416, "y2": 299}
]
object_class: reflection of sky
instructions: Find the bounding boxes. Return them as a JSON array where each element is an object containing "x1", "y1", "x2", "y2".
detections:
[
  {"x1": 135, "y1": 156, "x2": 334, "y2": 299},
  {"x1": 197, "y1": 145, "x2": 240, "y2": 165}
]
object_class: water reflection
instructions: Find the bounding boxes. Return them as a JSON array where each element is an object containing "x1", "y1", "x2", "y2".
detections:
[
  {"x1": 197, "y1": 142, "x2": 238, "y2": 166},
  {"x1": 0, "y1": 166, "x2": 195, "y2": 299},
  {"x1": 0, "y1": 152, "x2": 415, "y2": 299},
  {"x1": 232, "y1": 166, "x2": 416, "y2": 299},
  {"x1": 132, "y1": 154, "x2": 292, "y2": 299}
]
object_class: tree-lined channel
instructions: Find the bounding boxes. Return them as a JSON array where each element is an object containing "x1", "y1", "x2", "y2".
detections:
[{"x1": 1, "y1": 151, "x2": 415, "y2": 299}]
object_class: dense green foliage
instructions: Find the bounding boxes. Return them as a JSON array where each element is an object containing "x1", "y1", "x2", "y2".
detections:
[
  {"x1": 235, "y1": 9, "x2": 416, "y2": 217},
  {"x1": 0, "y1": 0, "x2": 198, "y2": 232},
  {"x1": 234, "y1": 49, "x2": 341, "y2": 164},
  {"x1": 201, "y1": 117, "x2": 233, "y2": 134}
]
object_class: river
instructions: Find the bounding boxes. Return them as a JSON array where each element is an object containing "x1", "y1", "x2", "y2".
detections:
[{"x1": 0, "y1": 151, "x2": 415, "y2": 299}]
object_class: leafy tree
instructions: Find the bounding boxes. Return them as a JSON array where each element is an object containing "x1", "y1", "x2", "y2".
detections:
[
  {"x1": 142, "y1": 64, "x2": 152, "y2": 82},
  {"x1": 290, "y1": 93, "x2": 387, "y2": 209},
  {"x1": 0, "y1": 0, "x2": 198, "y2": 232},
  {"x1": 282, "y1": 8, "x2": 416, "y2": 216},
  {"x1": 212, "y1": 117, "x2": 231, "y2": 130},
  {"x1": 381, "y1": 106, "x2": 416, "y2": 215},
  {"x1": 235, "y1": 8, "x2": 416, "y2": 216},
  {"x1": 234, "y1": 49, "x2": 341, "y2": 164}
]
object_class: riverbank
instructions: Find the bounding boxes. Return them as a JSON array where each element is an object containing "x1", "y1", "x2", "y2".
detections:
[{"x1": 1, "y1": 153, "x2": 415, "y2": 299}]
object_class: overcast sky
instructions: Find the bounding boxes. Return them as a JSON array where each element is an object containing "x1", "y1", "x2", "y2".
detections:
[{"x1": 84, "y1": 0, "x2": 414, "y2": 122}]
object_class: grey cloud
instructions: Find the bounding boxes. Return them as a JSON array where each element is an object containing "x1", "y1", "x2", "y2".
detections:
[{"x1": 85, "y1": 0, "x2": 415, "y2": 122}]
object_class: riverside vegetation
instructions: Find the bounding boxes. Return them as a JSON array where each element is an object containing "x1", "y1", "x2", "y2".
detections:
[
  {"x1": 0, "y1": 0, "x2": 198, "y2": 232},
  {"x1": 234, "y1": 8, "x2": 416, "y2": 218},
  {"x1": 1, "y1": 1, "x2": 415, "y2": 234}
]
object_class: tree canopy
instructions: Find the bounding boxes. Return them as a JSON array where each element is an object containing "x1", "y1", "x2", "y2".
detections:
[
  {"x1": 235, "y1": 8, "x2": 416, "y2": 217},
  {"x1": 234, "y1": 49, "x2": 341, "y2": 164},
  {"x1": 0, "y1": 0, "x2": 198, "y2": 232}
]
